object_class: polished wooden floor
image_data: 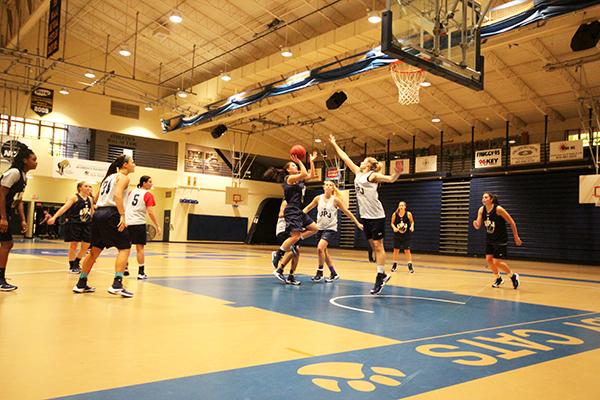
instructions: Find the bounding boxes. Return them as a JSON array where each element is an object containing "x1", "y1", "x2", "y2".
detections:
[{"x1": 1, "y1": 240, "x2": 599, "y2": 399}]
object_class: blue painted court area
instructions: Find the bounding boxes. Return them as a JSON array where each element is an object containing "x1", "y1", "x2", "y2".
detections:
[
  {"x1": 60, "y1": 276, "x2": 600, "y2": 400},
  {"x1": 149, "y1": 275, "x2": 591, "y2": 342}
]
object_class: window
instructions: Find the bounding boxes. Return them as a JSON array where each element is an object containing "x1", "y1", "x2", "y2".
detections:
[{"x1": 568, "y1": 132, "x2": 600, "y2": 146}]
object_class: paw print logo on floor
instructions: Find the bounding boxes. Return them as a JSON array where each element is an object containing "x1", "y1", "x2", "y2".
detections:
[{"x1": 297, "y1": 362, "x2": 405, "y2": 393}]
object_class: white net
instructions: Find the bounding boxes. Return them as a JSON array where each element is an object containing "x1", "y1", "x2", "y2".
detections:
[{"x1": 390, "y1": 61, "x2": 426, "y2": 105}]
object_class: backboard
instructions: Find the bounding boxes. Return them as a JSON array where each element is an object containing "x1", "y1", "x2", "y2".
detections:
[
  {"x1": 579, "y1": 175, "x2": 600, "y2": 206},
  {"x1": 226, "y1": 186, "x2": 249, "y2": 206},
  {"x1": 381, "y1": 0, "x2": 484, "y2": 91}
]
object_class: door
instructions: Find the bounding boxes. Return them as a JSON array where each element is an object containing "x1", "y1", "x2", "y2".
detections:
[{"x1": 162, "y1": 210, "x2": 171, "y2": 242}]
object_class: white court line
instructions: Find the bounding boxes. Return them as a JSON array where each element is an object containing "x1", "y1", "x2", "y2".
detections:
[{"x1": 329, "y1": 295, "x2": 467, "y2": 314}]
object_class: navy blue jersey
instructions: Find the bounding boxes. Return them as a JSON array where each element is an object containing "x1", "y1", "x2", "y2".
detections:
[
  {"x1": 283, "y1": 176, "x2": 305, "y2": 209},
  {"x1": 0, "y1": 168, "x2": 27, "y2": 211},
  {"x1": 393, "y1": 210, "x2": 411, "y2": 238},
  {"x1": 482, "y1": 205, "x2": 508, "y2": 245},
  {"x1": 64, "y1": 194, "x2": 92, "y2": 224}
]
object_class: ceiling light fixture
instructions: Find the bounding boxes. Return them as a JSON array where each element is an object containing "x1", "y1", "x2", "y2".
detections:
[
  {"x1": 221, "y1": 72, "x2": 232, "y2": 81},
  {"x1": 144, "y1": 105, "x2": 153, "y2": 111},
  {"x1": 280, "y1": 47, "x2": 293, "y2": 57},
  {"x1": 177, "y1": 90, "x2": 188, "y2": 98},
  {"x1": 84, "y1": 71, "x2": 96, "y2": 79},
  {"x1": 169, "y1": 11, "x2": 183, "y2": 24},
  {"x1": 119, "y1": 49, "x2": 131, "y2": 57},
  {"x1": 420, "y1": 81, "x2": 431, "y2": 87},
  {"x1": 367, "y1": 10, "x2": 382, "y2": 24},
  {"x1": 314, "y1": 138, "x2": 322, "y2": 143},
  {"x1": 509, "y1": 139, "x2": 516, "y2": 144},
  {"x1": 59, "y1": 88, "x2": 69, "y2": 95},
  {"x1": 431, "y1": 116, "x2": 441, "y2": 123}
]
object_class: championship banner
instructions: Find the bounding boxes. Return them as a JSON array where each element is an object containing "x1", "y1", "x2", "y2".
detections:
[
  {"x1": 510, "y1": 144, "x2": 540, "y2": 165},
  {"x1": 475, "y1": 148, "x2": 502, "y2": 168},
  {"x1": 30, "y1": 88, "x2": 53, "y2": 117},
  {"x1": 415, "y1": 155, "x2": 437, "y2": 173},
  {"x1": 549, "y1": 140, "x2": 583, "y2": 162},
  {"x1": 52, "y1": 156, "x2": 109, "y2": 182},
  {"x1": 47, "y1": 0, "x2": 62, "y2": 58}
]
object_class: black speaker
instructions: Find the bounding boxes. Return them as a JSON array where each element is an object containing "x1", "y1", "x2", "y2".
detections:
[
  {"x1": 211, "y1": 124, "x2": 227, "y2": 139},
  {"x1": 326, "y1": 91, "x2": 347, "y2": 110},
  {"x1": 570, "y1": 21, "x2": 600, "y2": 52}
]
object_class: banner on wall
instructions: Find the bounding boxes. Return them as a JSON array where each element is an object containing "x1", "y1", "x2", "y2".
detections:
[
  {"x1": 30, "y1": 88, "x2": 53, "y2": 117},
  {"x1": 475, "y1": 148, "x2": 502, "y2": 168},
  {"x1": 47, "y1": 0, "x2": 62, "y2": 58},
  {"x1": 415, "y1": 155, "x2": 437, "y2": 173},
  {"x1": 510, "y1": 144, "x2": 540, "y2": 165},
  {"x1": 549, "y1": 140, "x2": 583, "y2": 162},
  {"x1": 52, "y1": 156, "x2": 109, "y2": 182}
]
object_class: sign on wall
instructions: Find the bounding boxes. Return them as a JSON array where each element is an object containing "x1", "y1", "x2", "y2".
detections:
[
  {"x1": 415, "y1": 155, "x2": 437, "y2": 173},
  {"x1": 52, "y1": 156, "x2": 109, "y2": 182},
  {"x1": 30, "y1": 88, "x2": 53, "y2": 117},
  {"x1": 1, "y1": 140, "x2": 28, "y2": 160},
  {"x1": 475, "y1": 148, "x2": 502, "y2": 168},
  {"x1": 510, "y1": 144, "x2": 540, "y2": 165},
  {"x1": 549, "y1": 140, "x2": 583, "y2": 162}
]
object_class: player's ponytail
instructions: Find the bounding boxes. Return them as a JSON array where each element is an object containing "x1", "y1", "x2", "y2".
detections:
[
  {"x1": 264, "y1": 162, "x2": 294, "y2": 183},
  {"x1": 137, "y1": 175, "x2": 151, "y2": 188},
  {"x1": 484, "y1": 192, "x2": 500, "y2": 205},
  {"x1": 101, "y1": 155, "x2": 131, "y2": 184}
]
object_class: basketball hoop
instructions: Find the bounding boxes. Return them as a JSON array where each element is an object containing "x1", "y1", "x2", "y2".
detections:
[{"x1": 390, "y1": 61, "x2": 426, "y2": 105}]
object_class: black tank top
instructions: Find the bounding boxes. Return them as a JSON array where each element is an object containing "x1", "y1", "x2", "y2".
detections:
[
  {"x1": 482, "y1": 204, "x2": 507, "y2": 245},
  {"x1": 393, "y1": 211, "x2": 411, "y2": 237},
  {"x1": 283, "y1": 176, "x2": 305, "y2": 209},
  {"x1": 64, "y1": 194, "x2": 92, "y2": 224},
  {"x1": 0, "y1": 168, "x2": 26, "y2": 211}
]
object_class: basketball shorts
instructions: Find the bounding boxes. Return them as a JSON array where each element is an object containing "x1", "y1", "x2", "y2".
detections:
[
  {"x1": 128, "y1": 224, "x2": 147, "y2": 245},
  {"x1": 91, "y1": 207, "x2": 131, "y2": 250},
  {"x1": 362, "y1": 218, "x2": 386, "y2": 241},
  {"x1": 63, "y1": 223, "x2": 92, "y2": 243}
]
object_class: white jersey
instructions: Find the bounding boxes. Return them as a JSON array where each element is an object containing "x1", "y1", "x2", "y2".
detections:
[
  {"x1": 97, "y1": 173, "x2": 128, "y2": 209},
  {"x1": 354, "y1": 171, "x2": 385, "y2": 219},
  {"x1": 126, "y1": 188, "x2": 155, "y2": 225},
  {"x1": 275, "y1": 217, "x2": 286, "y2": 236},
  {"x1": 317, "y1": 195, "x2": 338, "y2": 231}
]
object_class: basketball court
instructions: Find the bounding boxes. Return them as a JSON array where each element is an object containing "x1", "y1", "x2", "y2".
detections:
[{"x1": 1, "y1": 0, "x2": 600, "y2": 399}]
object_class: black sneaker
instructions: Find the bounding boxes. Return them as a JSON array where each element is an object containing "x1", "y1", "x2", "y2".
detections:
[
  {"x1": 0, "y1": 282, "x2": 17, "y2": 291},
  {"x1": 408, "y1": 263, "x2": 414, "y2": 273},
  {"x1": 492, "y1": 276, "x2": 504, "y2": 288},
  {"x1": 311, "y1": 270, "x2": 324, "y2": 282},
  {"x1": 273, "y1": 268, "x2": 286, "y2": 283},
  {"x1": 108, "y1": 278, "x2": 134, "y2": 298},
  {"x1": 370, "y1": 273, "x2": 391, "y2": 295},
  {"x1": 72, "y1": 281, "x2": 96, "y2": 293},
  {"x1": 325, "y1": 273, "x2": 340, "y2": 283},
  {"x1": 69, "y1": 266, "x2": 81, "y2": 274},
  {"x1": 510, "y1": 273, "x2": 519, "y2": 289},
  {"x1": 391, "y1": 263, "x2": 397, "y2": 272},
  {"x1": 124, "y1": 268, "x2": 130, "y2": 277},
  {"x1": 286, "y1": 275, "x2": 301, "y2": 285}
]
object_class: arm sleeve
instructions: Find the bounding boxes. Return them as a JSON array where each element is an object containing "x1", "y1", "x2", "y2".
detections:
[
  {"x1": 144, "y1": 192, "x2": 156, "y2": 207},
  {"x1": 0, "y1": 169, "x2": 20, "y2": 189}
]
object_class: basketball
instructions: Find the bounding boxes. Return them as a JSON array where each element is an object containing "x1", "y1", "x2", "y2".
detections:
[{"x1": 290, "y1": 144, "x2": 306, "y2": 159}]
